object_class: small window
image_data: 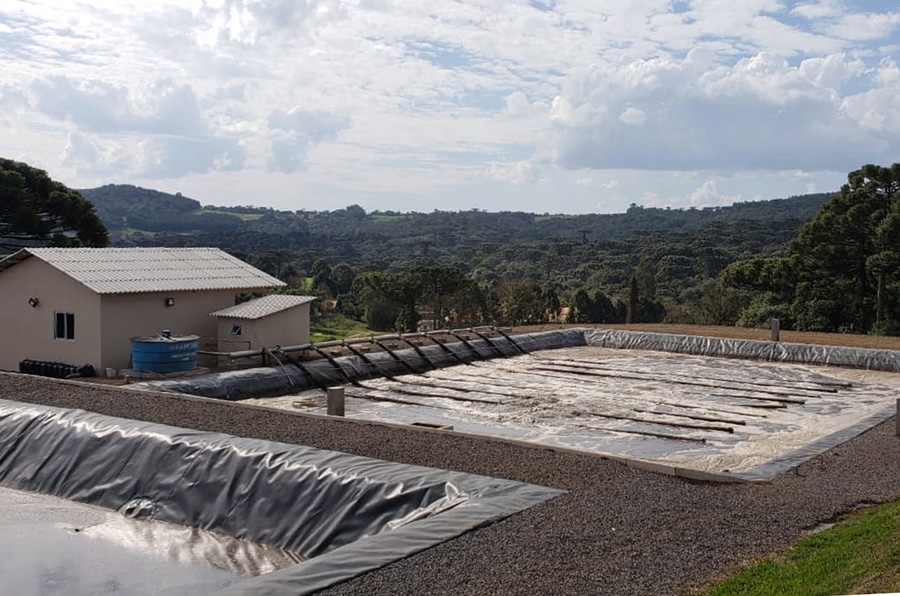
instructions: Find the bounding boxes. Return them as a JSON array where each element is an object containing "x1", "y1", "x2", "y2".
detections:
[
  {"x1": 54, "y1": 312, "x2": 75, "y2": 341},
  {"x1": 230, "y1": 325, "x2": 242, "y2": 336}
]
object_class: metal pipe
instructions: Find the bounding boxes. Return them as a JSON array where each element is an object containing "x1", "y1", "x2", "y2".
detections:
[
  {"x1": 492, "y1": 326, "x2": 529, "y2": 356},
  {"x1": 422, "y1": 333, "x2": 471, "y2": 366},
  {"x1": 310, "y1": 346, "x2": 356, "y2": 386},
  {"x1": 468, "y1": 328, "x2": 507, "y2": 359},
  {"x1": 447, "y1": 331, "x2": 486, "y2": 361},
  {"x1": 398, "y1": 334, "x2": 438, "y2": 370},
  {"x1": 280, "y1": 350, "x2": 328, "y2": 392},
  {"x1": 371, "y1": 339, "x2": 419, "y2": 375},
  {"x1": 344, "y1": 343, "x2": 394, "y2": 380},
  {"x1": 198, "y1": 326, "x2": 499, "y2": 360}
]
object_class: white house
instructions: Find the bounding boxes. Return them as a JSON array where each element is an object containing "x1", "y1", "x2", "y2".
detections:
[{"x1": 0, "y1": 247, "x2": 286, "y2": 373}]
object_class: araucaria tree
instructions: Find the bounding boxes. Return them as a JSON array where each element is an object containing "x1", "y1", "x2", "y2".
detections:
[
  {"x1": 723, "y1": 163, "x2": 900, "y2": 334},
  {"x1": 0, "y1": 157, "x2": 108, "y2": 251}
]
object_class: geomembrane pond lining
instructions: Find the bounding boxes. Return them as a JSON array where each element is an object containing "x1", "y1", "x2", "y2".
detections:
[
  {"x1": 139, "y1": 329, "x2": 900, "y2": 483},
  {"x1": 263, "y1": 347, "x2": 898, "y2": 482},
  {"x1": 0, "y1": 400, "x2": 561, "y2": 596},
  {"x1": 140, "y1": 328, "x2": 900, "y2": 401}
]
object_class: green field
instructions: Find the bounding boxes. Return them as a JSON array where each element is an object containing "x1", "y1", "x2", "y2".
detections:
[
  {"x1": 534, "y1": 214, "x2": 578, "y2": 223},
  {"x1": 371, "y1": 213, "x2": 408, "y2": 222},
  {"x1": 309, "y1": 313, "x2": 372, "y2": 343},
  {"x1": 198, "y1": 209, "x2": 264, "y2": 221}
]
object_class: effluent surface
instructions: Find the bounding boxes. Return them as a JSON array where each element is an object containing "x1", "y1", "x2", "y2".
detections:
[{"x1": 244, "y1": 347, "x2": 900, "y2": 480}]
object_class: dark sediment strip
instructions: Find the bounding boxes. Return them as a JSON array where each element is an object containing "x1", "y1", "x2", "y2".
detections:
[{"x1": 3, "y1": 372, "x2": 900, "y2": 596}]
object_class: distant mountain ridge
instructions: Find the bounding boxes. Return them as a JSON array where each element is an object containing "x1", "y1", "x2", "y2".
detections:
[
  {"x1": 78, "y1": 183, "x2": 834, "y2": 306},
  {"x1": 80, "y1": 183, "x2": 832, "y2": 243}
]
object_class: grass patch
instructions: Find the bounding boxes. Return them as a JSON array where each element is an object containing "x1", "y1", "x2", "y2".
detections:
[
  {"x1": 706, "y1": 501, "x2": 900, "y2": 596},
  {"x1": 310, "y1": 312, "x2": 372, "y2": 342},
  {"x1": 534, "y1": 214, "x2": 577, "y2": 222},
  {"x1": 198, "y1": 209, "x2": 264, "y2": 221}
]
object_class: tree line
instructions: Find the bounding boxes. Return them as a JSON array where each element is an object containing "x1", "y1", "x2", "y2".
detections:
[
  {"x1": 722, "y1": 164, "x2": 900, "y2": 335},
  {"x1": 83, "y1": 184, "x2": 828, "y2": 319},
  {"x1": 305, "y1": 260, "x2": 666, "y2": 331},
  {"x1": 15, "y1": 155, "x2": 900, "y2": 337},
  {"x1": 0, "y1": 157, "x2": 107, "y2": 252}
]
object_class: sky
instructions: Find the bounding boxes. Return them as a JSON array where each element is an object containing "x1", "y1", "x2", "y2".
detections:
[{"x1": 1, "y1": 1, "x2": 899, "y2": 214}]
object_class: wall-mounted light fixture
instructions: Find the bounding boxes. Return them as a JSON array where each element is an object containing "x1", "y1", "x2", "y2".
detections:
[
  {"x1": 27, "y1": 297, "x2": 39, "y2": 308},
  {"x1": 164, "y1": 297, "x2": 175, "y2": 307}
]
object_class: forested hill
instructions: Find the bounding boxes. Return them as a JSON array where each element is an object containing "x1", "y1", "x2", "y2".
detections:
[
  {"x1": 79, "y1": 184, "x2": 832, "y2": 307},
  {"x1": 81, "y1": 183, "x2": 830, "y2": 246}
]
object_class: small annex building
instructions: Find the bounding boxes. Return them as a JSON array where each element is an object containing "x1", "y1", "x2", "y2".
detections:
[
  {"x1": 210, "y1": 294, "x2": 315, "y2": 357},
  {"x1": 0, "y1": 247, "x2": 286, "y2": 374}
]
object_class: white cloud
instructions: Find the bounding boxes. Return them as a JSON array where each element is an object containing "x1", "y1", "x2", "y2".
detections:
[
  {"x1": 501, "y1": 91, "x2": 538, "y2": 118},
  {"x1": 137, "y1": 136, "x2": 246, "y2": 179},
  {"x1": 822, "y1": 11, "x2": 900, "y2": 41},
  {"x1": 798, "y1": 53, "x2": 865, "y2": 88},
  {"x1": 486, "y1": 160, "x2": 542, "y2": 185},
  {"x1": 876, "y1": 58, "x2": 900, "y2": 86},
  {"x1": 63, "y1": 130, "x2": 99, "y2": 166},
  {"x1": 786, "y1": 170, "x2": 812, "y2": 181},
  {"x1": 199, "y1": 0, "x2": 350, "y2": 46},
  {"x1": 62, "y1": 131, "x2": 133, "y2": 178},
  {"x1": 841, "y1": 87, "x2": 900, "y2": 134},
  {"x1": 791, "y1": 1, "x2": 845, "y2": 20},
  {"x1": 638, "y1": 191, "x2": 662, "y2": 207},
  {"x1": 266, "y1": 107, "x2": 349, "y2": 173},
  {"x1": 268, "y1": 107, "x2": 348, "y2": 139},
  {"x1": 688, "y1": 179, "x2": 742, "y2": 206},
  {"x1": 31, "y1": 77, "x2": 205, "y2": 136},
  {"x1": 547, "y1": 50, "x2": 898, "y2": 173},
  {"x1": 1, "y1": 0, "x2": 899, "y2": 212},
  {"x1": 619, "y1": 107, "x2": 647, "y2": 126}
]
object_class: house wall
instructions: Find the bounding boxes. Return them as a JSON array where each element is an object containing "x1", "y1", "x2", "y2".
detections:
[
  {"x1": 0, "y1": 258, "x2": 102, "y2": 372},
  {"x1": 216, "y1": 303, "x2": 311, "y2": 356},
  {"x1": 100, "y1": 289, "x2": 237, "y2": 370}
]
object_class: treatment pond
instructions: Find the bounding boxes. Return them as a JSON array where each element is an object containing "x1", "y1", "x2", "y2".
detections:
[{"x1": 243, "y1": 346, "x2": 900, "y2": 481}]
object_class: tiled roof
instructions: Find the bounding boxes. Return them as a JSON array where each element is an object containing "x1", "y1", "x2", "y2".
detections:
[
  {"x1": 210, "y1": 294, "x2": 315, "y2": 320},
  {"x1": 0, "y1": 247, "x2": 286, "y2": 294}
]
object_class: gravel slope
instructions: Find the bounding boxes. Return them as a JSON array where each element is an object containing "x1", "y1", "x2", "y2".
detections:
[{"x1": 3, "y1": 372, "x2": 900, "y2": 595}]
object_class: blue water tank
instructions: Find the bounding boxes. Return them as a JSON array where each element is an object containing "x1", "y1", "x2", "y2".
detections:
[{"x1": 130, "y1": 331, "x2": 199, "y2": 373}]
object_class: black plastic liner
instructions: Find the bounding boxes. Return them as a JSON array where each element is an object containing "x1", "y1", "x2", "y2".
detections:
[
  {"x1": 585, "y1": 329, "x2": 900, "y2": 371},
  {"x1": 139, "y1": 329, "x2": 587, "y2": 400},
  {"x1": 0, "y1": 399, "x2": 560, "y2": 595}
]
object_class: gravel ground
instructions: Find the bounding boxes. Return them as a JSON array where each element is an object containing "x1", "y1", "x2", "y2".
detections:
[{"x1": 3, "y1": 372, "x2": 900, "y2": 595}]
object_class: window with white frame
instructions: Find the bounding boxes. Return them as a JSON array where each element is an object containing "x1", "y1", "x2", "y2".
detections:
[{"x1": 54, "y1": 312, "x2": 75, "y2": 340}]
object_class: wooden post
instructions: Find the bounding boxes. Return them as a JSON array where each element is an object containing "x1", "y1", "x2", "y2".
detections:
[
  {"x1": 771, "y1": 319, "x2": 780, "y2": 342},
  {"x1": 327, "y1": 386, "x2": 345, "y2": 417}
]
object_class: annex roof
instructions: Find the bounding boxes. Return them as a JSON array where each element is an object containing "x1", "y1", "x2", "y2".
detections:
[
  {"x1": 0, "y1": 247, "x2": 286, "y2": 294},
  {"x1": 210, "y1": 294, "x2": 315, "y2": 320}
]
